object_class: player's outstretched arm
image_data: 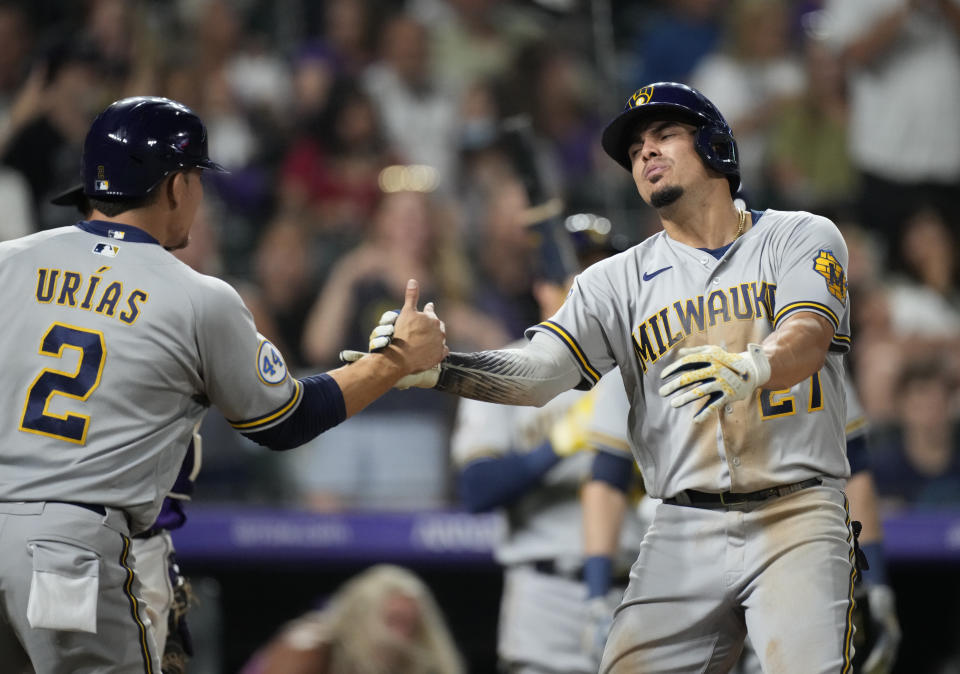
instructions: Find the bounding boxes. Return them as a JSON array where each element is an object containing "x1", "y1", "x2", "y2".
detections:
[
  {"x1": 341, "y1": 308, "x2": 582, "y2": 406},
  {"x1": 328, "y1": 279, "x2": 447, "y2": 417},
  {"x1": 434, "y1": 334, "x2": 583, "y2": 407}
]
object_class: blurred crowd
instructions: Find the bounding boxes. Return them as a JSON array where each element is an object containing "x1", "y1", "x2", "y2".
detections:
[{"x1": 1, "y1": 0, "x2": 958, "y2": 515}]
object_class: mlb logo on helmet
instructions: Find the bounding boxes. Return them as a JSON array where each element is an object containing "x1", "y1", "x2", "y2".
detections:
[{"x1": 93, "y1": 243, "x2": 119, "y2": 257}]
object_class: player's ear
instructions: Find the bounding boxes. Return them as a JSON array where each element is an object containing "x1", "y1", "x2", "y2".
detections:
[{"x1": 165, "y1": 171, "x2": 188, "y2": 210}]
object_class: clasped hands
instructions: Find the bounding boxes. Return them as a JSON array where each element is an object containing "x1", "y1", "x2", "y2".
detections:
[{"x1": 339, "y1": 279, "x2": 446, "y2": 389}]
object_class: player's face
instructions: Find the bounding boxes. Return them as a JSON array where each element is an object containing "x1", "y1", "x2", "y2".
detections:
[{"x1": 627, "y1": 120, "x2": 702, "y2": 208}]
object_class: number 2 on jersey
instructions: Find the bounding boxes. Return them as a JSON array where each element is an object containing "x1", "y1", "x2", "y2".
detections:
[{"x1": 19, "y1": 323, "x2": 106, "y2": 444}]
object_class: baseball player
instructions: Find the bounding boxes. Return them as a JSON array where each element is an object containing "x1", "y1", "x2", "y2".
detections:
[
  {"x1": 581, "y1": 371, "x2": 900, "y2": 673},
  {"x1": 50, "y1": 182, "x2": 198, "y2": 673},
  {"x1": 448, "y1": 225, "x2": 646, "y2": 674},
  {"x1": 385, "y1": 81, "x2": 859, "y2": 672},
  {"x1": 0, "y1": 96, "x2": 447, "y2": 673}
]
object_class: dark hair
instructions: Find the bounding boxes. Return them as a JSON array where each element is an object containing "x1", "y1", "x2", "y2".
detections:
[
  {"x1": 87, "y1": 169, "x2": 194, "y2": 216},
  {"x1": 88, "y1": 191, "x2": 160, "y2": 217},
  {"x1": 897, "y1": 357, "x2": 957, "y2": 394}
]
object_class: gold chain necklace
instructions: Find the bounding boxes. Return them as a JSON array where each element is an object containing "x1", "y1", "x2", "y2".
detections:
[{"x1": 735, "y1": 208, "x2": 746, "y2": 239}]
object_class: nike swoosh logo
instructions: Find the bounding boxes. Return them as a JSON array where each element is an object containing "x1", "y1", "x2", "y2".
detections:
[{"x1": 642, "y1": 266, "x2": 673, "y2": 281}]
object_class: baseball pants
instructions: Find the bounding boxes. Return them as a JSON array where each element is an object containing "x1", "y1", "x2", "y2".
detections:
[
  {"x1": 0, "y1": 501, "x2": 161, "y2": 673},
  {"x1": 600, "y1": 479, "x2": 857, "y2": 674}
]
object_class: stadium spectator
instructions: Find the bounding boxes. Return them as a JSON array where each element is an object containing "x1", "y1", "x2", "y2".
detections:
[
  {"x1": 822, "y1": 0, "x2": 960, "y2": 263},
  {"x1": 871, "y1": 358, "x2": 960, "y2": 510},
  {"x1": 1, "y1": 40, "x2": 104, "y2": 229},
  {"x1": 690, "y1": 0, "x2": 804, "y2": 201},
  {"x1": 251, "y1": 217, "x2": 319, "y2": 371},
  {"x1": 468, "y1": 176, "x2": 541, "y2": 341},
  {"x1": 766, "y1": 34, "x2": 857, "y2": 216},
  {"x1": 413, "y1": 0, "x2": 543, "y2": 98},
  {"x1": 241, "y1": 565, "x2": 465, "y2": 674},
  {"x1": 278, "y1": 77, "x2": 394, "y2": 236},
  {"x1": 498, "y1": 41, "x2": 603, "y2": 206},
  {"x1": 295, "y1": 187, "x2": 502, "y2": 510},
  {"x1": 629, "y1": 0, "x2": 723, "y2": 86},
  {"x1": 0, "y1": 1, "x2": 33, "y2": 124},
  {"x1": 362, "y1": 14, "x2": 459, "y2": 193}
]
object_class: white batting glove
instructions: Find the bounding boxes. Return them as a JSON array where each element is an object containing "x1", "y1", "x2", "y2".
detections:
[
  {"x1": 581, "y1": 596, "x2": 615, "y2": 667},
  {"x1": 394, "y1": 365, "x2": 441, "y2": 390},
  {"x1": 338, "y1": 308, "x2": 440, "y2": 390},
  {"x1": 339, "y1": 350, "x2": 441, "y2": 389},
  {"x1": 658, "y1": 344, "x2": 771, "y2": 423},
  {"x1": 862, "y1": 584, "x2": 901, "y2": 674},
  {"x1": 368, "y1": 310, "x2": 399, "y2": 351},
  {"x1": 338, "y1": 310, "x2": 398, "y2": 363}
]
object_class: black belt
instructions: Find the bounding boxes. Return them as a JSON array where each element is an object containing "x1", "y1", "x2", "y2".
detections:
[
  {"x1": 133, "y1": 527, "x2": 162, "y2": 539},
  {"x1": 664, "y1": 478, "x2": 822, "y2": 508},
  {"x1": 531, "y1": 560, "x2": 630, "y2": 585},
  {"x1": 48, "y1": 501, "x2": 107, "y2": 516}
]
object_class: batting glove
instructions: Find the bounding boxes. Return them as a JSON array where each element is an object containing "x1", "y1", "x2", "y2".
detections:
[
  {"x1": 337, "y1": 309, "x2": 399, "y2": 363},
  {"x1": 581, "y1": 596, "x2": 615, "y2": 668},
  {"x1": 658, "y1": 344, "x2": 771, "y2": 423},
  {"x1": 861, "y1": 584, "x2": 901, "y2": 674},
  {"x1": 339, "y1": 351, "x2": 441, "y2": 390},
  {"x1": 339, "y1": 309, "x2": 441, "y2": 392},
  {"x1": 549, "y1": 394, "x2": 595, "y2": 457},
  {"x1": 368, "y1": 310, "x2": 399, "y2": 350}
]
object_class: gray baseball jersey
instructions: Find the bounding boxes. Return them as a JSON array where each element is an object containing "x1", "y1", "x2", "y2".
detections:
[
  {"x1": 528, "y1": 209, "x2": 851, "y2": 500},
  {"x1": 0, "y1": 222, "x2": 300, "y2": 533}
]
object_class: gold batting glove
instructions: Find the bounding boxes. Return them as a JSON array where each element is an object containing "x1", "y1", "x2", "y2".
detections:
[
  {"x1": 658, "y1": 344, "x2": 770, "y2": 423},
  {"x1": 549, "y1": 393, "x2": 596, "y2": 457}
]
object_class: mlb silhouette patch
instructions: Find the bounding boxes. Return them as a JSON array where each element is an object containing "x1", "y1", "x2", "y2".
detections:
[
  {"x1": 813, "y1": 250, "x2": 846, "y2": 304},
  {"x1": 95, "y1": 180, "x2": 109, "y2": 191},
  {"x1": 93, "y1": 243, "x2": 119, "y2": 257}
]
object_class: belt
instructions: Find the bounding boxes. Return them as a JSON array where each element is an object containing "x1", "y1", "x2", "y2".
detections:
[
  {"x1": 48, "y1": 501, "x2": 107, "y2": 516},
  {"x1": 133, "y1": 527, "x2": 162, "y2": 539},
  {"x1": 664, "y1": 478, "x2": 822, "y2": 508},
  {"x1": 531, "y1": 560, "x2": 630, "y2": 585}
]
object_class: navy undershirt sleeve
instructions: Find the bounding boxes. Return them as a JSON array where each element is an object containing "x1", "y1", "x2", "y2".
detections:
[
  {"x1": 590, "y1": 450, "x2": 633, "y2": 493},
  {"x1": 584, "y1": 555, "x2": 613, "y2": 598},
  {"x1": 860, "y1": 541, "x2": 889, "y2": 585},
  {"x1": 846, "y1": 434, "x2": 870, "y2": 474},
  {"x1": 458, "y1": 441, "x2": 561, "y2": 513},
  {"x1": 242, "y1": 374, "x2": 346, "y2": 451}
]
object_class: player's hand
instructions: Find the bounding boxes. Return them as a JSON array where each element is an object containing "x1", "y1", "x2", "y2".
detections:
[
  {"x1": 658, "y1": 344, "x2": 771, "y2": 423},
  {"x1": 338, "y1": 281, "x2": 447, "y2": 389},
  {"x1": 391, "y1": 280, "x2": 448, "y2": 385},
  {"x1": 581, "y1": 596, "x2": 615, "y2": 667},
  {"x1": 549, "y1": 393, "x2": 595, "y2": 457},
  {"x1": 858, "y1": 584, "x2": 901, "y2": 674}
]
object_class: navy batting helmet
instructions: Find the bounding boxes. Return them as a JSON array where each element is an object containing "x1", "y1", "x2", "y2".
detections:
[
  {"x1": 601, "y1": 82, "x2": 740, "y2": 196},
  {"x1": 81, "y1": 96, "x2": 226, "y2": 200}
]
